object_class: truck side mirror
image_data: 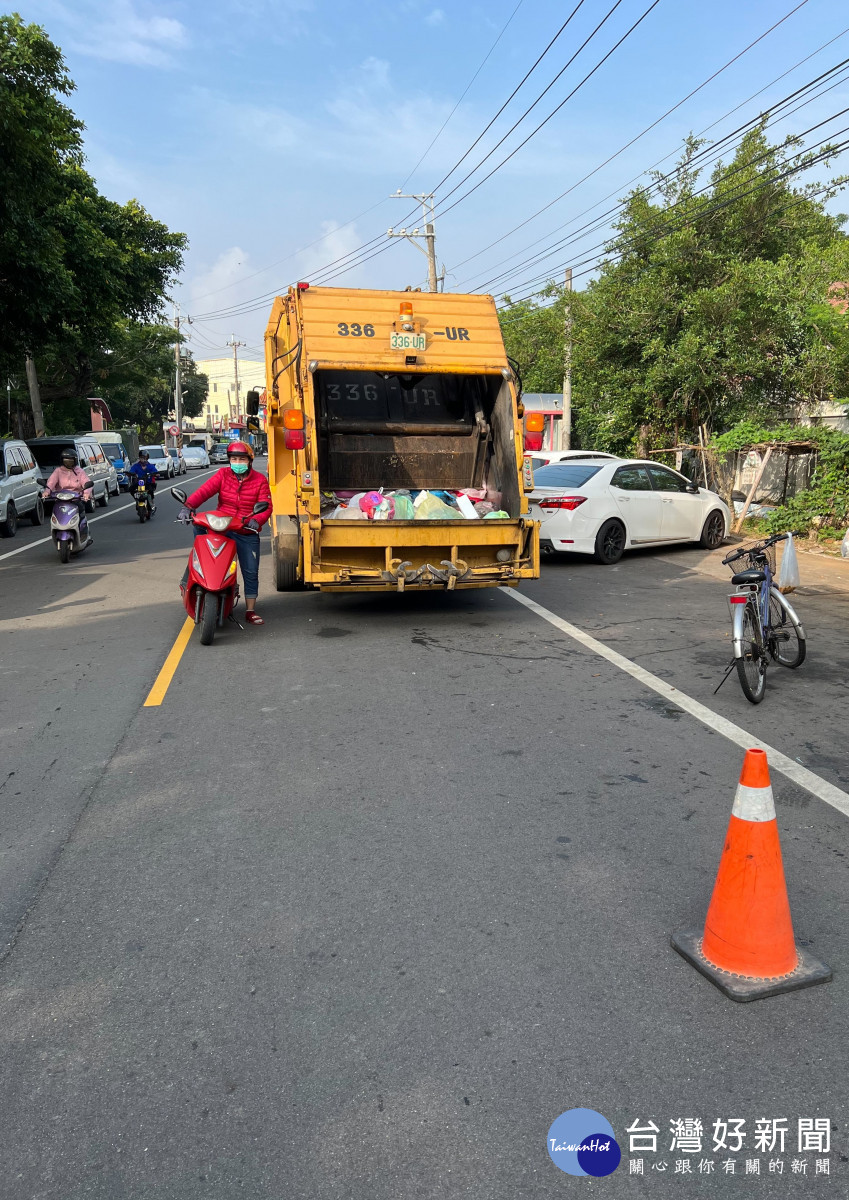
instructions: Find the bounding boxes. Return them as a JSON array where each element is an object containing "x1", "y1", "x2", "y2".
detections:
[{"x1": 246, "y1": 390, "x2": 260, "y2": 416}]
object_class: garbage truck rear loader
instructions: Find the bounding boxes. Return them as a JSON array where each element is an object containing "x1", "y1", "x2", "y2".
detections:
[{"x1": 261, "y1": 285, "x2": 539, "y2": 592}]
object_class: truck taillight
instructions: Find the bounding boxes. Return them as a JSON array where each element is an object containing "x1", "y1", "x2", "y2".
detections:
[
  {"x1": 540, "y1": 496, "x2": 587, "y2": 510},
  {"x1": 283, "y1": 409, "x2": 304, "y2": 429},
  {"x1": 284, "y1": 429, "x2": 306, "y2": 449},
  {"x1": 297, "y1": 281, "x2": 309, "y2": 290},
  {"x1": 524, "y1": 411, "x2": 545, "y2": 451}
]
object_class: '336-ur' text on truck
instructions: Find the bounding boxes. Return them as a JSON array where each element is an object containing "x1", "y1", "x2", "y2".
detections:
[{"x1": 260, "y1": 285, "x2": 540, "y2": 592}]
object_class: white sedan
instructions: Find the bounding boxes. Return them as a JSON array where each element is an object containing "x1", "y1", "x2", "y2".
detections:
[
  {"x1": 524, "y1": 449, "x2": 620, "y2": 471},
  {"x1": 141, "y1": 445, "x2": 175, "y2": 479},
  {"x1": 526, "y1": 458, "x2": 730, "y2": 564}
]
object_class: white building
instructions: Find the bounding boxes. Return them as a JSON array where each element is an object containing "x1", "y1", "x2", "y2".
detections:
[{"x1": 195, "y1": 357, "x2": 265, "y2": 432}]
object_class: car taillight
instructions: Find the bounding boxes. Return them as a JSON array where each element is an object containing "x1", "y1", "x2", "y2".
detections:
[
  {"x1": 284, "y1": 429, "x2": 306, "y2": 450},
  {"x1": 539, "y1": 496, "x2": 587, "y2": 510}
]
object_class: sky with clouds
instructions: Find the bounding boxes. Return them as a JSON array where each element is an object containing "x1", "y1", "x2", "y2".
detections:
[{"x1": 14, "y1": 0, "x2": 849, "y2": 359}]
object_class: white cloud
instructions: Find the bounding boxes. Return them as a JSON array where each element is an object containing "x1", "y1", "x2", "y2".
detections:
[
  {"x1": 295, "y1": 221, "x2": 363, "y2": 280},
  {"x1": 425, "y1": 8, "x2": 445, "y2": 26},
  {"x1": 62, "y1": 0, "x2": 187, "y2": 68},
  {"x1": 189, "y1": 247, "x2": 252, "y2": 306}
]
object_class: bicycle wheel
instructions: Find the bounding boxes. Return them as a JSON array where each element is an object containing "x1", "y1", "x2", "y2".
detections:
[
  {"x1": 737, "y1": 600, "x2": 767, "y2": 703},
  {"x1": 768, "y1": 592, "x2": 806, "y2": 668}
]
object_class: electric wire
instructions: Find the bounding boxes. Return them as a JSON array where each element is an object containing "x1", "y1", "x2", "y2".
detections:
[
  {"x1": 453, "y1": 5, "x2": 839, "y2": 284},
  {"x1": 469, "y1": 70, "x2": 849, "y2": 294},
  {"x1": 190, "y1": 0, "x2": 813, "y2": 317},
  {"x1": 398, "y1": 0, "x2": 527, "y2": 189},
  {"x1": 498, "y1": 133, "x2": 849, "y2": 308}
]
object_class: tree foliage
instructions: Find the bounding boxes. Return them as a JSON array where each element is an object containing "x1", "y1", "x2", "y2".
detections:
[
  {"x1": 0, "y1": 14, "x2": 188, "y2": 430},
  {"x1": 499, "y1": 128, "x2": 849, "y2": 454}
]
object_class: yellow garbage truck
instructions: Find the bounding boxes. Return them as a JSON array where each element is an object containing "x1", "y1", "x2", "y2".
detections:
[{"x1": 258, "y1": 284, "x2": 540, "y2": 592}]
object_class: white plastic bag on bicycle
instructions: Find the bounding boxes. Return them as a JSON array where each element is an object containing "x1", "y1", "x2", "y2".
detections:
[{"x1": 777, "y1": 532, "x2": 801, "y2": 594}]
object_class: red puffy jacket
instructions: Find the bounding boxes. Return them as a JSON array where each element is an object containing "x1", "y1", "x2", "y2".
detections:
[{"x1": 186, "y1": 467, "x2": 273, "y2": 528}]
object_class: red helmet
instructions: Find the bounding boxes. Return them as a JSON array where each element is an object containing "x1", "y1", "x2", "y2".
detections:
[{"x1": 227, "y1": 440, "x2": 254, "y2": 461}]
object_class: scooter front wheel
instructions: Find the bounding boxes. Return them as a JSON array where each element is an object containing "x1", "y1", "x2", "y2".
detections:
[
  {"x1": 58, "y1": 540, "x2": 71, "y2": 564},
  {"x1": 199, "y1": 593, "x2": 217, "y2": 645}
]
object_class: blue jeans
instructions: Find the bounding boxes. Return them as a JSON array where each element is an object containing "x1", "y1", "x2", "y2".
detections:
[{"x1": 228, "y1": 530, "x2": 260, "y2": 598}]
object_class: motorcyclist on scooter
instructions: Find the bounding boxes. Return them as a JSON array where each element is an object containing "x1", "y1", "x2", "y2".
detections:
[
  {"x1": 129, "y1": 450, "x2": 159, "y2": 512},
  {"x1": 178, "y1": 441, "x2": 272, "y2": 624},
  {"x1": 42, "y1": 449, "x2": 94, "y2": 546}
]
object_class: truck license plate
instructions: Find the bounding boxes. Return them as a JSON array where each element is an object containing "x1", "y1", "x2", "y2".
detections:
[{"x1": 390, "y1": 332, "x2": 426, "y2": 351}]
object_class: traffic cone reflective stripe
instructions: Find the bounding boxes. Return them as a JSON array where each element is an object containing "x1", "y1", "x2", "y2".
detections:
[{"x1": 671, "y1": 748, "x2": 831, "y2": 1002}]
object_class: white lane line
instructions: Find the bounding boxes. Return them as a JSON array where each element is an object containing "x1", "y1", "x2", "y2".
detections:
[
  {"x1": 509, "y1": 589, "x2": 849, "y2": 819},
  {"x1": 0, "y1": 470, "x2": 218, "y2": 564}
]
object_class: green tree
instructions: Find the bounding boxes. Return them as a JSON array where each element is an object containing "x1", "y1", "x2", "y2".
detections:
[
  {"x1": 85, "y1": 322, "x2": 207, "y2": 441},
  {"x1": 500, "y1": 128, "x2": 849, "y2": 454},
  {"x1": 0, "y1": 14, "x2": 186, "y2": 427}
]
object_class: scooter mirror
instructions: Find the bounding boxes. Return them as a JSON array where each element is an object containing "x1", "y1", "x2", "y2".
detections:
[
  {"x1": 37, "y1": 478, "x2": 48, "y2": 487},
  {"x1": 171, "y1": 487, "x2": 187, "y2": 504},
  {"x1": 252, "y1": 501, "x2": 269, "y2": 514}
]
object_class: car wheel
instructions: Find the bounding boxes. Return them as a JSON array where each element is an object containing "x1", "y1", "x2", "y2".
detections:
[
  {"x1": 30, "y1": 498, "x2": 45, "y2": 526},
  {"x1": 0, "y1": 502, "x2": 18, "y2": 538},
  {"x1": 593, "y1": 518, "x2": 625, "y2": 565},
  {"x1": 699, "y1": 509, "x2": 725, "y2": 550},
  {"x1": 97, "y1": 486, "x2": 108, "y2": 507},
  {"x1": 84, "y1": 495, "x2": 95, "y2": 513}
]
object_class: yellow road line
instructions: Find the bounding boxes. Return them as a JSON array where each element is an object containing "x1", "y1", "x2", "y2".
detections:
[{"x1": 144, "y1": 616, "x2": 194, "y2": 707}]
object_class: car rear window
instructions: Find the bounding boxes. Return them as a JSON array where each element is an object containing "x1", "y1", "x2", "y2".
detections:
[
  {"x1": 531, "y1": 463, "x2": 603, "y2": 487},
  {"x1": 27, "y1": 443, "x2": 76, "y2": 467}
]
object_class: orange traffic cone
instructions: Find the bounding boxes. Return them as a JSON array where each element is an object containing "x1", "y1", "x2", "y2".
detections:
[{"x1": 672, "y1": 748, "x2": 831, "y2": 1002}]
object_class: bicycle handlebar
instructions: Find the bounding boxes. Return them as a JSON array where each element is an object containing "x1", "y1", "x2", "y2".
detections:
[{"x1": 721, "y1": 530, "x2": 805, "y2": 566}]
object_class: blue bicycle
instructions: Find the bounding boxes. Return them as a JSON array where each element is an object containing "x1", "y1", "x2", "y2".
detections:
[{"x1": 722, "y1": 532, "x2": 806, "y2": 704}]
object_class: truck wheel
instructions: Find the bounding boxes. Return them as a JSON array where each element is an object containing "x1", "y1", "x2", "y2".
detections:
[{"x1": 273, "y1": 537, "x2": 301, "y2": 591}]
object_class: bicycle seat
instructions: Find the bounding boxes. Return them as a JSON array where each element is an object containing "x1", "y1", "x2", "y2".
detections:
[{"x1": 731, "y1": 568, "x2": 766, "y2": 585}]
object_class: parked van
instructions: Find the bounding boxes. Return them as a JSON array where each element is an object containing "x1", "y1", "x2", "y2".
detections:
[
  {"x1": 27, "y1": 436, "x2": 117, "y2": 510},
  {"x1": 1, "y1": 439, "x2": 44, "y2": 537}
]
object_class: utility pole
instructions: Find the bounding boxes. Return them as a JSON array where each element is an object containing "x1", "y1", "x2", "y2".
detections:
[
  {"x1": 227, "y1": 335, "x2": 246, "y2": 425},
  {"x1": 387, "y1": 191, "x2": 440, "y2": 292},
  {"x1": 173, "y1": 306, "x2": 183, "y2": 449},
  {"x1": 561, "y1": 268, "x2": 572, "y2": 451}
]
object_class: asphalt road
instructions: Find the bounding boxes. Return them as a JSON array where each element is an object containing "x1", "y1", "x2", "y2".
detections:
[{"x1": 1, "y1": 490, "x2": 847, "y2": 1199}]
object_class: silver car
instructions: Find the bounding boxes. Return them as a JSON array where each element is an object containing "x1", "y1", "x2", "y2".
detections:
[{"x1": 1, "y1": 439, "x2": 44, "y2": 537}]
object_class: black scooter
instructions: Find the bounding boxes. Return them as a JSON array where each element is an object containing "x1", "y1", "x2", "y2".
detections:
[{"x1": 134, "y1": 480, "x2": 155, "y2": 522}]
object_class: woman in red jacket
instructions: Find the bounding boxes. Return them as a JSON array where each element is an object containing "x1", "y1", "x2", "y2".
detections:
[{"x1": 180, "y1": 441, "x2": 273, "y2": 625}]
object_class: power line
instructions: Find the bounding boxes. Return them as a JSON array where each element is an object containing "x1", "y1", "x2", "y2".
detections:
[
  {"x1": 398, "y1": 0, "x2": 527, "y2": 189},
  {"x1": 468, "y1": 66, "x2": 849, "y2": 294},
  {"x1": 193, "y1": 0, "x2": 633, "y2": 312},
  {"x1": 189, "y1": 0, "x2": 812, "y2": 317},
  {"x1": 451, "y1": 0, "x2": 829, "y2": 282},
  {"x1": 308, "y1": 0, "x2": 662, "y2": 288},
  {"x1": 498, "y1": 133, "x2": 849, "y2": 308}
]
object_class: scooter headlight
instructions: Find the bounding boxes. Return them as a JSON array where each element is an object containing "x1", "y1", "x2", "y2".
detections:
[{"x1": 207, "y1": 514, "x2": 233, "y2": 532}]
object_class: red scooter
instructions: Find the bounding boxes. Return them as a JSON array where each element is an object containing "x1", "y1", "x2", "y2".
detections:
[{"x1": 172, "y1": 486, "x2": 269, "y2": 645}]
